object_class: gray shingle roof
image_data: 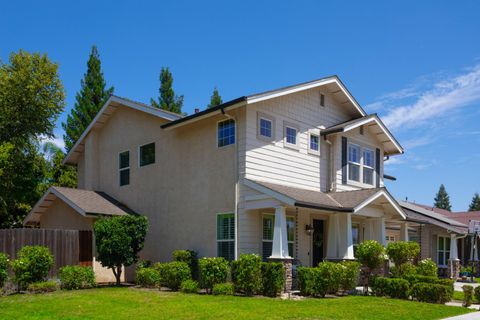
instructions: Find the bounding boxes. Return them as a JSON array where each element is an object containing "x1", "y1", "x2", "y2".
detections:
[{"x1": 399, "y1": 201, "x2": 467, "y2": 232}]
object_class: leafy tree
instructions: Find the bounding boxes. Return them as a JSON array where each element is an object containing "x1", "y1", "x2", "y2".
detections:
[
  {"x1": 207, "y1": 87, "x2": 223, "y2": 108},
  {"x1": 41, "y1": 142, "x2": 77, "y2": 190},
  {"x1": 355, "y1": 240, "x2": 385, "y2": 294},
  {"x1": 434, "y1": 184, "x2": 452, "y2": 211},
  {"x1": 150, "y1": 67, "x2": 183, "y2": 114},
  {"x1": 93, "y1": 215, "x2": 148, "y2": 285},
  {"x1": 0, "y1": 50, "x2": 65, "y2": 144},
  {"x1": 469, "y1": 193, "x2": 480, "y2": 211},
  {"x1": 62, "y1": 46, "x2": 113, "y2": 151},
  {"x1": 386, "y1": 241, "x2": 420, "y2": 266}
]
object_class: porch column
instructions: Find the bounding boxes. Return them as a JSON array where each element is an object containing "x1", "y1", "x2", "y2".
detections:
[
  {"x1": 338, "y1": 213, "x2": 354, "y2": 260},
  {"x1": 447, "y1": 233, "x2": 460, "y2": 280},
  {"x1": 400, "y1": 222, "x2": 409, "y2": 241},
  {"x1": 326, "y1": 214, "x2": 340, "y2": 259},
  {"x1": 375, "y1": 217, "x2": 386, "y2": 246},
  {"x1": 268, "y1": 206, "x2": 292, "y2": 293}
]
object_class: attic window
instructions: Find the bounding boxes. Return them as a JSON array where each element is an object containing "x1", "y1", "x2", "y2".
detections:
[{"x1": 320, "y1": 94, "x2": 325, "y2": 107}]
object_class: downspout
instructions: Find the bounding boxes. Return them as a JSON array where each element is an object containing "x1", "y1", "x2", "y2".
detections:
[{"x1": 324, "y1": 136, "x2": 334, "y2": 192}]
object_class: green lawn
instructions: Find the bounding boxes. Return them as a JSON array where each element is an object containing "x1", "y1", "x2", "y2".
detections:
[{"x1": 0, "y1": 287, "x2": 472, "y2": 320}]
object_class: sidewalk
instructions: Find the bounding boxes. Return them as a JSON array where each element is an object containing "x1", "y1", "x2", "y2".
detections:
[{"x1": 442, "y1": 311, "x2": 480, "y2": 319}]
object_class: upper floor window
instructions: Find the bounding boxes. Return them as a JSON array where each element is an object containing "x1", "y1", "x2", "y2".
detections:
[
  {"x1": 257, "y1": 112, "x2": 274, "y2": 141},
  {"x1": 218, "y1": 119, "x2": 235, "y2": 147},
  {"x1": 309, "y1": 133, "x2": 319, "y2": 152},
  {"x1": 119, "y1": 151, "x2": 130, "y2": 186},
  {"x1": 260, "y1": 118, "x2": 272, "y2": 138},
  {"x1": 348, "y1": 143, "x2": 375, "y2": 185},
  {"x1": 139, "y1": 143, "x2": 155, "y2": 167},
  {"x1": 283, "y1": 122, "x2": 299, "y2": 149}
]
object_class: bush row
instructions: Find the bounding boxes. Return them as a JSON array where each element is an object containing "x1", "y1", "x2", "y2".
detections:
[{"x1": 297, "y1": 261, "x2": 360, "y2": 297}]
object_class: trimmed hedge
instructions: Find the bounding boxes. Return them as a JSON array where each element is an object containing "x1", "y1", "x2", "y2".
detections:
[
  {"x1": 180, "y1": 279, "x2": 199, "y2": 293},
  {"x1": 297, "y1": 262, "x2": 342, "y2": 297},
  {"x1": 212, "y1": 282, "x2": 234, "y2": 295},
  {"x1": 199, "y1": 257, "x2": 229, "y2": 293},
  {"x1": 261, "y1": 262, "x2": 284, "y2": 297},
  {"x1": 232, "y1": 254, "x2": 262, "y2": 296},
  {"x1": 338, "y1": 261, "x2": 360, "y2": 292},
  {"x1": 462, "y1": 285, "x2": 473, "y2": 307},
  {"x1": 59, "y1": 265, "x2": 96, "y2": 290},
  {"x1": 155, "y1": 261, "x2": 191, "y2": 291},
  {"x1": 371, "y1": 277, "x2": 390, "y2": 297},
  {"x1": 11, "y1": 246, "x2": 54, "y2": 290},
  {"x1": 173, "y1": 250, "x2": 198, "y2": 280},
  {"x1": 386, "y1": 241, "x2": 420, "y2": 266},
  {"x1": 411, "y1": 283, "x2": 453, "y2": 304},
  {"x1": 27, "y1": 281, "x2": 58, "y2": 293},
  {"x1": 0, "y1": 253, "x2": 8, "y2": 288},
  {"x1": 390, "y1": 262, "x2": 417, "y2": 278},
  {"x1": 135, "y1": 267, "x2": 160, "y2": 288}
]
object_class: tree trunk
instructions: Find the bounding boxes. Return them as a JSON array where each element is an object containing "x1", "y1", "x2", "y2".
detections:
[{"x1": 111, "y1": 265, "x2": 122, "y2": 286}]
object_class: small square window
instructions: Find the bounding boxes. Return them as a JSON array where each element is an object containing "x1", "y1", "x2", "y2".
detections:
[
  {"x1": 285, "y1": 127, "x2": 297, "y2": 145},
  {"x1": 260, "y1": 118, "x2": 272, "y2": 138},
  {"x1": 310, "y1": 134, "x2": 319, "y2": 151},
  {"x1": 218, "y1": 119, "x2": 235, "y2": 147},
  {"x1": 139, "y1": 143, "x2": 155, "y2": 167}
]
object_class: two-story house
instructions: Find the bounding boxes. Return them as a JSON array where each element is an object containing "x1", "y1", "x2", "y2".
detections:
[{"x1": 24, "y1": 76, "x2": 466, "y2": 284}]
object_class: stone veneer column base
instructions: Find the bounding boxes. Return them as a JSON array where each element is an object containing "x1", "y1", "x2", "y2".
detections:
[
  {"x1": 268, "y1": 258, "x2": 292, "y2": 293},
  {"x1": 447, "y1": 259, "x2": 461, "y2": 280}
]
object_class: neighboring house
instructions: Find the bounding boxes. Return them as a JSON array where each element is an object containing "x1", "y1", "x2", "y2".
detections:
[{"x1": 22, "y1": 76, "x2": 465, "y2": 285}]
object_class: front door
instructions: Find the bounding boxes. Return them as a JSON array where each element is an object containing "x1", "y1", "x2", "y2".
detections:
[{"x1": 312, "y1": 219, "x2": 324, "y2": 266}]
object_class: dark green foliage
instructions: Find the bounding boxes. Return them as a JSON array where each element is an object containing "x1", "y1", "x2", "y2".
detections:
[
  {"x1": 297, "y1": 262, "x2": 343, "y2": 297},
  {"x1": 261, "y1": 262, "x2": 284, "y2": 297},
  {"x1": 93, "y1": 215, "x2": 148, "y2": 285},
  {"x1": 416, "y1": 258, "x2": 438, "y2": 277},
  {"x1": 411, "y1": 283, "x2": 453, "y2": 304},
  {"x1": 135, "y1": 267, "x2": 160, "y2": 288},
  {"x1": 356, "y1": 240, "x2": 385, "y2": 292},
  {"x1": 386, "y1": 241, "x2": 420, "y2": 266},
  {"x1": 232, "y1": 254, "x2": 262, "y2": 296},
  {"x1": 180, "y1": 279, "x2": 199, "y2": 294},
  {"x1": 41, "y1": 142, "x2": 77, "y2": 190},
  {"x1": 462, "y1": 285, "x2": 473, "y2": 307},
  {"x1": 434, "y1": 184, "x2": 452, "y2": 211},
  {"x1": 297, "y1": 267, "x2": 315, "y2": 296},
  {"x1": 212, "y1": 282, "x2": 234, "y2": 296},
  {"x1": 156, "y1": 261, "x2": 191, "y2": 291},
  {"x1": 11, "y1": 246, "x2": 54, "y2": 290},
  {"x1": 338, "y1": 261, "x2": 361, "y2": 292},
  {"x1": 137, "y1": 260, "x2": 153, "y2": 270},
  {"x1": 371, "y1": 277, "x2": 390, "y2": 297},
  {"x1": 172, "y1": 250, "x2": 198, "y2": 280},
  {"x1": 207, "y1": 87, "x2": 223, "y2": 108},
  {"x1": 198, "y1": 257, "x2": 229, "y2": 293},
  {"x1": 150, "y1": 67, "x2": 183, "y2": 114},
  {"x1": 469, "y1": 193, "x2": 480, "y2": 211},
  {"x1": 390, "y1": 262, "x2": 417, "y2": 278},
  {"x1": 59, "y1": 265, "x2": 96, "y2": 290},
  {"x1": 26, "y1": 281, "x2": 58, "y2": 293},
  {"x1": 62, "y1": 46, "x2": 113, "y2": 151},
  {"x1": 474, "y1": 286, "x2": 480, "y2": 302},
  {"x1": 0, "y1": 253, "x2": 8, "y2": 287},
  {"x1": 372, "y1": 277, "x2": 410, "y2": 299}
]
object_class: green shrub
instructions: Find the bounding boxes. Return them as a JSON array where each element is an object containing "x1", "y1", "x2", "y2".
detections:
[
  {"x1": 371, "y1": 277, "x2": 389, "y2": 297},
  {"x1": 403, "y1": 274, "x2": 437, "y2": 285},
  {"x1": 173, "y1": 250, "x2": 198, "y2": 280},
  {"x1": 11, "y1": 246, "x2": 54, "y2": 290},
  {"x1": 297, "y1": 267, "x2": 315, "y2": 296},
  {"x1": 233, "y1": 254, "x2": 262, "y2": 296},
  {"x1": 261, "y1": 262, "x2": 284, "y2": 297},
  {"x1": 199, "y1": 257, "x2": 229, "y2": 293},
  {"x1": 338, "y1": 261, "x2": 360, "y2": 292},
  {"x1": 416, "y1": 258, "x2": 438, "y2": 277},
  {"x1": 212, "y1": 282, "x2": 234, "y2": 296},
  {"x1": 391, "y1": 262, "x2": 417, "y2": 278},
  {"x1": 135, "y1": 267, "x2": 160, "y2": 288},
  {"x1": 0, "y1": 253, "x2": 8, "y2": 288},
  {"x1": 180, "y1": 279, "x2": 199, "y2": 293},
  {"x1": 317, "y1": 261, "x2": 341, "y2": 295},
  {"x1": 462, "y1": 285, "x2": 473, "y2": 307},
  {"x1": 155, "y1": 261, "x2": 190, "y2": 291},
  {"x1": 137, "y1": 260, "x2": 152, "y2": 270},
  {"x1": 411, "y1": 283, "x2": 453, "y2": 304},
  {"x1": 356, "y1": 240, "x2": 385, "y2": 292},
  {"x1": 27, "y1": 281, "x2": 58, "y2": 293},
  {"x1": 474, "y1": 286, "x2": 480, "y2": 302},
  {"x1": 387, "y1": 278, "x2": 410, "y2": 299},
  {"x1": 59, "y1": 265, "x2": 96, "y2": 290},
  {"x1": 386, "y1": 241, "x2": 420, "y2": 266}
]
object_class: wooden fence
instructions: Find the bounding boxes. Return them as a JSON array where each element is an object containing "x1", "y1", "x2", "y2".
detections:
[{"x1": 0, "y1": 229, "x2": 80, "y2": 276}]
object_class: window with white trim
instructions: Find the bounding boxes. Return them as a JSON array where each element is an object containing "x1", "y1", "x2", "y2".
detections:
[
  {"x1": 348, "y1": 143, "x2": 375, "y2": 185},
  {"x1": 309, "y1": 133, "x2": 319, "y2": 152},
  {"x1": 348, "y1": 144, "x2": 361, "y2": 182},
  {"x1": 352, "y1": 223, "x2": 360, "y2": 256},
  {"x1": 363, "y1": 148, "x2": 374, "y2": 185},
  {"x1": 139, "y1": 143, "x2": 155, "y2": 167},
  {"x1": 217, "y1": 213, "x2": 235, "y2": 261},
  {"x1": 437, "y1": 236, "x2": 451, "y2": 266},
  {"x1": 217, "y1": 119, "x2": 235, "y2": 147},
  {"x1": 119, "y1": 151, "x2": 130, "y2": 186},
  {"x1": 261, "y1": 214, "x2": 295, "y2": 261}
]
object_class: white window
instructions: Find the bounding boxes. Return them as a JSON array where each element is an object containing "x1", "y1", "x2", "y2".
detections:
[
  {"x1": 139, "y1": 143, "x2": 155, "y2": 167},
  {"x1": 437, "y1": 236, "x2": 451, "y2": 266},
  {"x1": 260, "y1": 118, "x2": 272, "y2": 138},
  {"x1": 119, "y1": 151, "x2": 130, "y2": 186},
  {"x1": 218, "y1": 119, "x2": 235, "y2": 147},
  {"x1": 262, "y1": 214, "x2": 295, "y2": 261},
  {"x1": 217, "y1": 213, "x2": 235, "y2": 261},
  {"x1": 348, "y1": 143, "x2": 375, "y2": 185},
  {"x1": 386, "y1": 235, "x2": 396, "y2": 243},
  {"x1": 309, "y1": 133, "x2": 320, "y2": 152},
  {"x1": 257, "y1": 113, "x2": 274, "y2": 141}
]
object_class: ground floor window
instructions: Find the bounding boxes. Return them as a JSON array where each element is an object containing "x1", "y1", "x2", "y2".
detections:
[
  {"x1": 262, "y1": 214, "x2": 295, "y2": 261},
  {"x1": 437, "y1": 236, "x2": 451, "y2": 266},
  {"x1": 352, "y1": 223, "x2": 360, "y2": 256},
  {"x1": 217, "y1": 213, "x2": 235, "y2": 261}
]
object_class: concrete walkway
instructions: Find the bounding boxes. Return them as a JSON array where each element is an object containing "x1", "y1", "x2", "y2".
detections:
[
  {"x1": 455, "y1": 281, "x2": 480, "y2": 291},
  {"x1": 442, "y1": 311, "x2": 480, "y2": 319}
]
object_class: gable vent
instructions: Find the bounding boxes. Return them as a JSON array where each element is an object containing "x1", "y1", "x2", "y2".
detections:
[
  {"x1": 360, "y1": 125, "x2": 364, "y2": 135},
  {"x1": 320, "y1": 93, "x2": 325, "y2": 107}
]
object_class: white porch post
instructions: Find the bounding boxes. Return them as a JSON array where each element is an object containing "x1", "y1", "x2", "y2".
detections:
[
  {"x1": 269, "y1": 206, "x2": 291, "y2": 259},
  {"x1": 448, "y1": 233, "x2": 460, "y2": 279},
  {"x1": 400, "y1": 222, "x2": 409, "y2": 241},
  {"x1": 450, "y1": 233, "x2": 458, "y2": 260},
  {"x1": 364, "y1": 220, "x2": 374, "y2": 241},
  {"x1": 326, "y1": 214, "x2": 340, "y2": 259},
  {"x1": 375, "y1": 217, "x2": 386, "y2": 246},
  {"x1": 340, "y1": 213, "x2": 354, "y2": 260}
]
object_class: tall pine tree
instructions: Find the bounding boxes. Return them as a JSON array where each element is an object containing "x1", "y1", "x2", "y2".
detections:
[
  {"x1": 207, "y1": 87, "x2": 223, "y2": 108},
  {"x1": 150, "y1": 67, "x2": 183, "y2": 114},
  {"x1": 469, "y1": 193, "x2": 480, "y2": 211},
  {"x1": 62, "y1": 46, "x2": 114, "y2": 151},
  {"x1": 434, "y1": 184, "x2": 452, "y2": 211}
]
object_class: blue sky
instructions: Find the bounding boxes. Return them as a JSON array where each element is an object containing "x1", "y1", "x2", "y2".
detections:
[{"x1": 1, "y1": 1, "x2": 479, "y2": 211}]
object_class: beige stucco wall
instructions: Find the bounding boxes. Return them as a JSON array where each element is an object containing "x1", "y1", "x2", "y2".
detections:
[
  {"x1": 40, "y1": 198, "x2": 93, "y2": 230},
  {"x1": 77, "y1": 106, "x2": 237, "y2": 262}
]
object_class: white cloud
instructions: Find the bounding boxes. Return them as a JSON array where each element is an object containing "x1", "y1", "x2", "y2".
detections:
[
  {"x1": 39, "y1": 135, "x2": 65, "y2": 152},
  {"x1": 403, "y1": 136, "x2": 434, "y2": 149}
]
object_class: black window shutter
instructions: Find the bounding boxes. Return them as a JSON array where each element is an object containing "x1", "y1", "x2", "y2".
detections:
[
  {"x1": 375, "y1": 148, "x2": 381, "y2": 187},
  {"x1": 341, "y1": 137, "x2": 347, "y2": 185}
]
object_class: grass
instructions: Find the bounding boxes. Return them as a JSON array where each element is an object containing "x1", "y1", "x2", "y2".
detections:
[{"x1": 0, "y1": 287, "x2": 473, "y2": 320}]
